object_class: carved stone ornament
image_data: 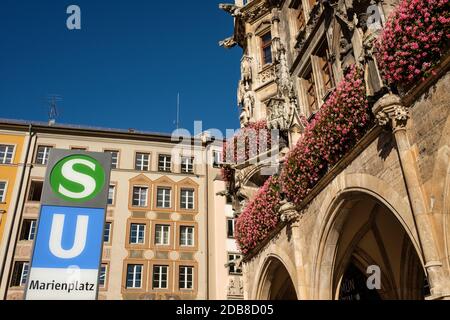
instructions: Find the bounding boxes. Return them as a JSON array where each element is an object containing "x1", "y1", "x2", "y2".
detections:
[
  {"x1": 219, "y1": 36, "x2": 237, "y2": 49},
  {"x1": 279, "y1": 200, "x2": 299, "y2": 222},
  {"x1": 394, "y1": 105, "x2": 410, "y2": 129},
  {"x1": 219, "y1": 3, "x2": 242, "y2": 17},
  {"x1": 375, "y1": 110, "x2": 389, "y2": 126}
]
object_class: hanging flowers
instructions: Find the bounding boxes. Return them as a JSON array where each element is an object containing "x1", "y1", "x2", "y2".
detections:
[
  {"x1": 375, "y1": 0, "x2": 450, "y2": 87},
  {"x1": 280, "y1": 65, "x2": 371, "y2": 206},
  {"x1": 235, "y1": 176, "x2": 282, "y2": 255}
]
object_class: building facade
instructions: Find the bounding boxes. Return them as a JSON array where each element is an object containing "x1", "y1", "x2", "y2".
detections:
[
  {"x1": 220, "y1": 0, "x2": 450, "y2": 300},
  {"x1": 0, "y1": 129, "x2": 27, "y2": 256},
  {"x1": 0, "y1": 120, "x2": 241, "y2": 300}
]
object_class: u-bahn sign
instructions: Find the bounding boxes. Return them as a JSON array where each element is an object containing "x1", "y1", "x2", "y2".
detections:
[{"x1": 25, "y1": 149, "x2": 111, "y2": 300}]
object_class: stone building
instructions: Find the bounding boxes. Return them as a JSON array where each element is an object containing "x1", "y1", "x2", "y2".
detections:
[
  {"x1": 0, "y1": 120, "x2": 242, "y2": 300},
  {"x1": 220, "y1": 0, "x2": 450, "y2": 300}
]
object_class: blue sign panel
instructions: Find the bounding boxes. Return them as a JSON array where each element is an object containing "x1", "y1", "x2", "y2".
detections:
[
  {"x1": 25, "y1": 150, "x2": 111, "y2": 300},
  {"x1": 32, "y1": 205, "x2": 105, "y2": 269}
]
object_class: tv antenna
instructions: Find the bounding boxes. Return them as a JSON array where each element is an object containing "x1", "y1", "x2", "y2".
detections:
[
  {"x1": 174, "y1": 92, "x2": 181, "y2": 130},
  {"x1": 47, "y1": 94, "x2": 62, "y2": 126}
]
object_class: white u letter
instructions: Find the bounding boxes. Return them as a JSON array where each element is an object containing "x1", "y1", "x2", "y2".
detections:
[{"x1": 49, "y1": 214, "x2": 89, "y2": 259}]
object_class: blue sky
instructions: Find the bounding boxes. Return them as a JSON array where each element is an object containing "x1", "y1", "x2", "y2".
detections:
[{"x1": 0, "y1": 0, "x2": 242, "y2": 134}]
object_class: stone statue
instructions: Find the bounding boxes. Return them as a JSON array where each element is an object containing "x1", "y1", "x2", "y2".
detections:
[
  {"x1": 241, "y1": 56, "x2": 253, "y2": 90},
  {"x1": 241, "y1": 90, "x2": 255, "y2": 125}
]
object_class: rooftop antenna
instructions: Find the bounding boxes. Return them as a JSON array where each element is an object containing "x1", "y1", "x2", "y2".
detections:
[
  {"x1": 47, "y1": 94, "x2": 62, "y2": 126},
  {"x1": 175, "y1": 92, "x2": 180, "y2": 130}
]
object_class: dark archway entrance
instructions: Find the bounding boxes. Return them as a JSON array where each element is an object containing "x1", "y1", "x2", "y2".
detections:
[
  {"x1": 332, "y1": 194, "x2": 429, "y2": 300},
  {"x1": 257, "y1": 257, "x2": 298, "y2": 300}
]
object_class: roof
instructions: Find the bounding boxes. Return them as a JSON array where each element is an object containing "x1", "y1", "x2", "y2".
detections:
[{"x1": 0, "y1": 118, "x2": 223, "y2": 145}]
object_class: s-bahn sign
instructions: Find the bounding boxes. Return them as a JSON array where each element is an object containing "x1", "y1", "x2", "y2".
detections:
[{"x1": 25, "y1": 150, "x2": 111, "y2": 300}]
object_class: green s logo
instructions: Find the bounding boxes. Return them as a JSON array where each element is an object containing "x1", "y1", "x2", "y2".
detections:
[{"x1": 50, "y1": 155, "x2": 105, "y2": 202}]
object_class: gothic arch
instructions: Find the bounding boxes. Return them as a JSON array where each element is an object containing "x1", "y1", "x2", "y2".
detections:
[
  {"x1": 254, "y1": 254, "x2": 298, "y2": 300},
  {"x1": 312, "y1": 173, "x2": 425, "y2": 300}
]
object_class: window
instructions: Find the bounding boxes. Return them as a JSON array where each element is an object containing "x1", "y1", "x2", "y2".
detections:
[
  {"x1": 130, "y1": 223, "x2": 145, "y2": 244},
  {"x1": 132, "y1": 186, "x2": 148, "y2": 207},
  {"x1": 261, "y1": 32, "x2": 273, "y2": 65},
  {"x1": 99, "y1": 264, "x2": 108, "y2": 288},
  {"x1": 10, "y1": 262, "x2": 29, "y2": 287},
  {"x1": 155, "y1": 224, "x2": 170, "y2": 245},
  {"x1": 212, "y1": 150, "x2": 222, "y2": 168},
  {"x1": 35, "y1": 146, "x2": 52, "y2": 165},
  {"x1": 228, "y1": 254, "x2": 243, "y2": 275},
  {"x1": 135, "y1": 153, "x2": 150, "y2": 171},
  {"x1": 180, "y1": 188, "x2": 194, "y2": 210},
  {"x1": 71, "y1": 147, "x2": 87, "y2": 151},
  {"x1": 107, "y1": 185, "x2": 115, "y2": 205},
  {"x1": 156, "y1": 187, "x2": 171, "y2": 208},
  {"x1": 180, "y1": 226, "x2": 194, "y2": 247},
  {"x1": 304, "y1": 68, "x2": 318, "y2": 113},
  {"x1": 0, "y1": 145, "x2": 14, "y2": 164},
  {"x1": 0, "y1": 182, "x2": 6, "y2": 203},
  {"x1": 181, "y1": 157, "x2": 194, "y2": 174},
  {"x1": 126, "y1": 264, "x2": 143, "y2": 289},
  {"x1": 316, "y1": 39, "x2": 334, "y2": 94},
  {"x1": 227, "y1": 218, "x2": 235, "y2": 238},
  {"x1": 104, "y1": 222, "x2": 112, "y2": 243},
  {"x1": 27, "y1": 181, "x2": 43, "y2": 202},
  {"x1": 20, "y1": 220, "x2": 37, "y2": 241},
  {"x1": 158, "y1": 155, "x2": 171, "y2": 172},
  {"x1": 105, "y1": 150, "x2": 119, "y2": 169},
  {"x1": 152, "y1": 265, "x2": 168, "y2": 289},
  {"x1": 179, "y1": 266, "x2": 193, "y2": 290}
]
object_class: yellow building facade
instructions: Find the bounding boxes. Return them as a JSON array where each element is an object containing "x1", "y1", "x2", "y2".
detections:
[{"x1": 0, "y1": 132, "x2": 26, "y2": 244}]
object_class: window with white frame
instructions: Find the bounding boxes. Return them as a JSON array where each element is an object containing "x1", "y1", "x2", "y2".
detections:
[
  {"x1": 228, "y1": 253, "x2": 243, "y2": 275},
  {"x1": 180, "y1": 188, "x2": 194, "y2": 210},
  {"x1": 0, "y1": 145, "x2": 14, "y2": 164},
  {"x1": 227, "y1": 218, "x2": 235, "y2": 238},
  {"x1": 129, "y1": 223, "x2": 145, "y2": 244},
  {"x1": 158, "y1": 155, "x2": 171, "y2": 172},
  {"x1": 0, "y1": 181, "x2": 6, "y2": 203},
  {"x1": 104, "y1": 222, "x2": 112, "y2": 243},
  {"x1": 212, "y1": 150, "x2": 222, "y2": 168},
  {"x1": 99, "y1": 264, "x2": 108, "y2": 288},
  {"x1": 180, "y1": 226, "x2": 194, "y2": 247},
  {"x1": 181, "y1": 157, "x2": 194, "y2": 174},
  {"x1": 132, "y1": 186, "x2": 148, "y2": 207},
  {"x1": 20, "y1": 219, "x2": 36, "y2": 241},
  {"x1": 155, "y1": 224, "x2": 170, "y2": 245},
  {"x1": 126, "y1": 264, "x2": 142, "y2": 289},
  {"x1": 179, "y1": 266, "x2": 193, "y2": 290},
  {"x1": 105, "y1": 150, "x2": 119, "y2": 169},
  {"x1": 156, "y1": 187, "x2": 171, "y2": 208},
  {"x1": 152, "y1": 265, "x2": 168, "y2": 289},
  {"x1": 135, "y1": 152, "x2": 150, "y2": 171},
  {"x1": 107, "y1": 185, "x2": 115, "y2": 205},
  {"x1": 35, "y1": 146, "x2": 52, "y2": 165},
  {"x1": 10, "y1": 262, "x2": 29, "y2": 287}
]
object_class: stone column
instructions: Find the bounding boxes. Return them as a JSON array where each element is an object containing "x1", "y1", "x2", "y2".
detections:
[{"x1": 373, "y1": 93, "x2": 450, "y2": 299}]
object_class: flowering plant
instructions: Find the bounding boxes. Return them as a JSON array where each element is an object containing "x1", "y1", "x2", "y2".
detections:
[
  {"x1": 221, "y1": 120, "x2": 271, "y2": 182},
  {"x1": 376, "y1": 0, "x2": 450, "y2": 87},
  {"x1": 235, "y1": 176, "x2": 281, "y2": 255},
  {"x1": 280, "y1": 65, "x2": 371, "y2": 206}
]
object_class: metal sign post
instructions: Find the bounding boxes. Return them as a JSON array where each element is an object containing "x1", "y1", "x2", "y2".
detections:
[{"x1": 25, "y1": 149, "x2": 111, "y2": 300}]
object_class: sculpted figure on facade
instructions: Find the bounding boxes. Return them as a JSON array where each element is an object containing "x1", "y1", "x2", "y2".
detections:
[
  {"x1": 241, "y1": 55, "x2": 253, "y2": 90},
  {"x1": 219, "y1": 3, "x2": 242, "y2": 17}
]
